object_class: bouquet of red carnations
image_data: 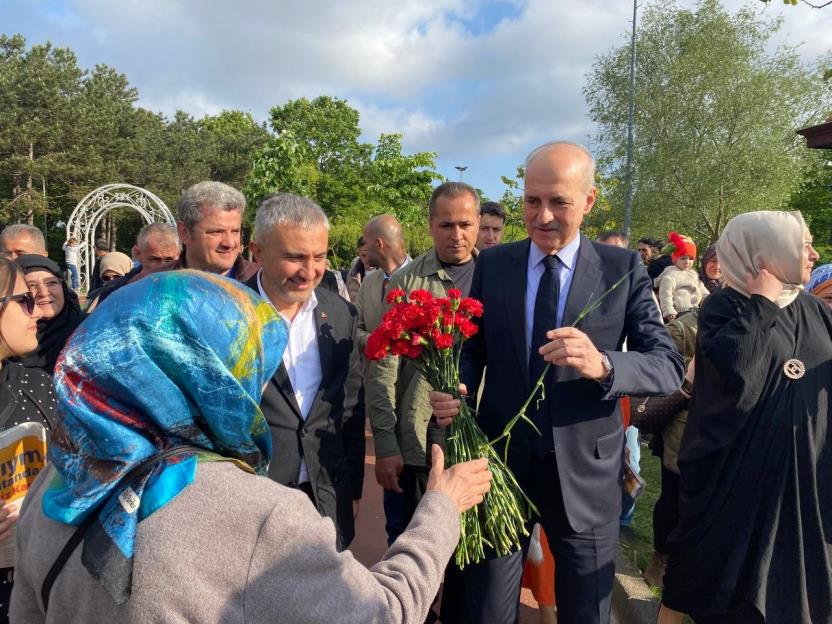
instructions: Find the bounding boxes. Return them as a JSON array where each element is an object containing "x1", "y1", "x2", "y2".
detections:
[{"x1": 366, "y1": 288, "x2": 537, "y2": 567}]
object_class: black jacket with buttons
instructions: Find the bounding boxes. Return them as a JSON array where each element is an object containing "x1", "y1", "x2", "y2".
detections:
[{"x1": 0, "y1": 362, "x2": 56, "y2": 433}]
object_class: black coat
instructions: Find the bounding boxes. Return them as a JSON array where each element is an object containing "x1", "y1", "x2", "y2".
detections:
[
  {"x1": 664, "y1": 290, "x2": 832, "y2": 621},
  {"x1": 0, "y1": 362, "x2": 56, "y2": 433},
  {"x1": 244, "y1": 275, "x2": 365, "y2": 550},
  {"x1": 461, "y1": 237, "x2": 684, "y2": 532}
]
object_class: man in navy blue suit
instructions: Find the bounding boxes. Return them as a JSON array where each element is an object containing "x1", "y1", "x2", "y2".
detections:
[{"x1": 431, "y1": 142, "x2": 683, "y2": 624}]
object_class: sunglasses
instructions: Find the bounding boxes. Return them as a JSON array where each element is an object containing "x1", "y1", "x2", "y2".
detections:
[{"x1": 1, "y1": 291, "x2": 36, "y2": 315}]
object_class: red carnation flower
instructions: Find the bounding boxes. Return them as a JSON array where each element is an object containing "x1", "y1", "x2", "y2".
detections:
[
  {"x1": 386, "y1": 288, "x2": 407, "y2": 304},
  {"x1": 458, "y1": 318, "x2": 479, "y2": 338},
  {"x1": 433, "y1": 333, "x2": 454, "y2": 349}
]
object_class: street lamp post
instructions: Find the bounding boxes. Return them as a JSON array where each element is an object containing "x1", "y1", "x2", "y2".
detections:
[{"x1": 454, "y1": 165, "x2": 468, "y2": 181}]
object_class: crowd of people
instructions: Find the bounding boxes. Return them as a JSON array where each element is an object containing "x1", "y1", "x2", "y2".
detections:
[{"x1": 0, "y1": 140, "x2": 829, "y2": 624}]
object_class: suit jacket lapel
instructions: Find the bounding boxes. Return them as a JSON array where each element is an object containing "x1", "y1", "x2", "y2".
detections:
[
  {"x1": 508, "y1": 240, "x2": 531, "y2": 388},
  {"x1": 272, "y1": 363, "x2": 302, "y2": 420},
  {"x1": 314, "y1": 293, "x2": 333, "y2": 392},
  {"x1": 562, "y1": 235, "x2": 603, "y2": 329}
]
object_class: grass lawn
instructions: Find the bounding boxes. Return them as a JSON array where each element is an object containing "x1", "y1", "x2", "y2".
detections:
[
  {"x1": 622, "y1": 440, "x2": 662, "y2": 577},
  {"x1": 624, "y1": 441, "x2": 695, "y2": 622}
]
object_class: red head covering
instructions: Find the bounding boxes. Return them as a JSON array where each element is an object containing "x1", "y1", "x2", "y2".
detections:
[{"x1": 668, "y1": 232, "x2": 697, "y2": 262}]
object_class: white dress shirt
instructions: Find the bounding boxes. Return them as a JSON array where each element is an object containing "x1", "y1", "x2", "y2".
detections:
[
  {"x1": 258, "y1": 270, "x2": 322, "y2": 484},
  {"x1": 525, "y1": 235, "x2": 581, "y2": 357}
]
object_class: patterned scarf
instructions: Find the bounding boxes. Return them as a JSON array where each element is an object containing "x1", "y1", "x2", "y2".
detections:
[
  {"x1": 806, "y1": 263, "x2": 832, "y2": 296},
  {"x1": 43, "y1": 270, "x2": 287, "y2": 603}
]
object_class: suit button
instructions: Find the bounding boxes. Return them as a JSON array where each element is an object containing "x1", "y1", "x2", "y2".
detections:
[{"x1": 300, "y1": 430, "x2": 308, "y2": 438}]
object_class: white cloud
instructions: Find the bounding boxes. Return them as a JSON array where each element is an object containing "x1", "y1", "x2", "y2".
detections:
[{"x1": 3, "y1": 0, "x2": 830, "y2": 197}]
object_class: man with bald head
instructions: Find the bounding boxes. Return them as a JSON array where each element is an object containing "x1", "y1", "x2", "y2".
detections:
[
  {"x1": 355, "y1": 214, "x2": 412, "y2": 544},
  {"x1": 431, "y1": 142, "x2": 682, "y2": 623},
  {"x1": 355, "y1": 214, "x2": 411, "y2": 352},
  {"x1": 0, "y1": 224, "x2": 48, "y2": 259}
]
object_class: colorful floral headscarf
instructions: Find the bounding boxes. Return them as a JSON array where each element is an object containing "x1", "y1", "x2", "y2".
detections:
[
  {"x1": 806, "y1": 263, "x2": 832, "y2": 296},
  {"x1": 43, "y1": 270, "x2": 286, "y2": 603}
]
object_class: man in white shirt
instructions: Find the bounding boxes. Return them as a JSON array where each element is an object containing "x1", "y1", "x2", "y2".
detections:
[{"x1": 246, "y1": 192, "x2": 365, "y2": 550}]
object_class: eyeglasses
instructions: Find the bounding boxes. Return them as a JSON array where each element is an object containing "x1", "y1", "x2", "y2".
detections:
[{"x1": 0, "y1": 291, "x2": 36, "y2": 315}]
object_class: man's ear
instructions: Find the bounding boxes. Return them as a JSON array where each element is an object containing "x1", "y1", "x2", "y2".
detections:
[
  {"x1": 584, "y1": 187, "x2": 597, "y2": 215},
  {"x1": 176, "y1": 221, "x2": 189, "y2": 244},
  {"x1": 249, "y1": 240, "x2": 261, "y2": 263}
]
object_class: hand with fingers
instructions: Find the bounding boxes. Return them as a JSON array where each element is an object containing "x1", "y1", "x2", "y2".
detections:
[
  {"x1": 0, "y1": 502, "x2": 19, "y2": 543},
  {"x1": 375, "y1": 454, "x2": 405, "y2": 493},
  {"x1": 746, "y1": 268, "x2": 783, "y2": 303},
  {"x1": 428, "y1": 384, "x2": 468, "y2": 428},
  {"x1": 538, "y1": 326, "x2": 607, "y2": 380},
  {"x1": 425, "y1": 444, "x2": 492, "y2": 513}
]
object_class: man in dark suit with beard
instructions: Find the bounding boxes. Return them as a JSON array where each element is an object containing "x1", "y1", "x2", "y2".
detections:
[
  {"x1": 246, "y1": 192, "x2": 365, "y2": 551},
  {"x1": 431, "y1": 142, "x2": 683, "y2": 623}
]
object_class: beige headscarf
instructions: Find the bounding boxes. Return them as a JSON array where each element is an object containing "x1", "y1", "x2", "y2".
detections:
[
  {"x1": 716, "y1": 210, "x2": 807, "y2": 309},
  {"x1": 99, "y1": 251, "x2": 134, "y2": 278}
]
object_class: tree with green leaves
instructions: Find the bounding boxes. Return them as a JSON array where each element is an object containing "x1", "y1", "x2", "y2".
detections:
[
  {"x1": 246, "y1": 98, "x2": 442, "y2": 265},
  {"x1": 790, "y1": 151, "x2": 832, "y2": 261},
  {"x1": 584, "y1": 0, "x2": 831, "y2": 244}
]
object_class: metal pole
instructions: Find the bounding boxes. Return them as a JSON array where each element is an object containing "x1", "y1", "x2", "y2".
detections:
[{"x1": 623, "y1": 0, "x2": 638, "y2": 237}]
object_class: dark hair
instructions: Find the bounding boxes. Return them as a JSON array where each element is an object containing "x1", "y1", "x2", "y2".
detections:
[
  {"x1": 357, "y1": 236, "x2": 366, "y2": 248},
  {"x1": 480, "y1": 201, "x2": 506, "y2": 221},
  {"x1": 429, "y1": 181, "x2": 480, "y2": 217},
  {"x1": 95, "y1": 238, "x2": 109, "y2": 252},
  {"x1": 0, "y1": 257, "x2": 23, "y2": 344},
  {"x1": 597, "y1": 230, "x2": 630, "y2": 245},
  {"x1": 637, "y1": 237, "x2": 660, "y2": 250}
]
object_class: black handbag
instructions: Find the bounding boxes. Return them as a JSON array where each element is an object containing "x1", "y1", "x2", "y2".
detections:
[{"x1": 629, "y1": 389, "x2": 689, "y2": 434}]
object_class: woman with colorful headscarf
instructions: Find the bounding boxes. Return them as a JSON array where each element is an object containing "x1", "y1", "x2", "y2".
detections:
[
  {"x1": 13, "y1": 255, "x2": 84, "y2": 374},
  {"x1": 806, "y1": 263, "x2": 832, "y2": 310},
  {"x1": 661, "y1": 212, "x2": 831, "y2": 623},
  {"x1": 10, "y1": 270, "x2": 491, "y2": 624}
]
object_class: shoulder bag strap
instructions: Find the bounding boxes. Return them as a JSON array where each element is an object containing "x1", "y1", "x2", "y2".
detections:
[{"x1": 40, "y1": 445, "x2": 199, "y2": 612}]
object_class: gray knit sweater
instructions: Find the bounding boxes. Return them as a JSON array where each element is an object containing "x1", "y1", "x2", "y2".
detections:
[{"x1": 11, "y1": 462, "x2": 459, "y2": 623}]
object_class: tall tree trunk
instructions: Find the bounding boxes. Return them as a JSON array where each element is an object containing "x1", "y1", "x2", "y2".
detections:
[
  {"x1": 12, "y1": 175, "x2": 21, "y2": 224},
  {"x1": 26, "y1": 143, "x2": 34, "y2": 225}
]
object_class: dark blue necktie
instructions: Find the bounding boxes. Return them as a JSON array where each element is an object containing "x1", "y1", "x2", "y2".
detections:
[{"x1": 529, "y1": 254, "x2": 560, "y2": 384}]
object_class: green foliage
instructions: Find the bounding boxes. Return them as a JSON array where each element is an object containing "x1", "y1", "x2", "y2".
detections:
[
  {"x1": 498, "y1": 166, "x2": 526, "y2": 242},
  {"x1": 788, "y1": 151, "x2": 832, "y2": 262},
  {"x1": 584, "y1": 0, "x2": 832, "y2": 248},
  {"x1": 246, "y1": 98, "x2": 442, "y2": 266}
]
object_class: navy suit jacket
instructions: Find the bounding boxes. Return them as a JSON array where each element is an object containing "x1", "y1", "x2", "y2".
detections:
[{"x1": 461, "y1": 236, "x2": 683, "y2": 532}]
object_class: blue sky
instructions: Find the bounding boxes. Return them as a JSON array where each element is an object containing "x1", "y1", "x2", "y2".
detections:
[{"x1": 2, "y1": 0, "x2": 830, "y2": 201}]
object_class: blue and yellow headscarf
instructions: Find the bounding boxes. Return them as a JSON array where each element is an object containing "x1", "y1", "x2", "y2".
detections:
[{"x1": 43, "y1": 270, "x2": 287, "y2": 603}]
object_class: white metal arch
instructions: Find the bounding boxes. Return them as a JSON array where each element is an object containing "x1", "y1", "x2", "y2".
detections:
[{"x1": 66, "y1": 184, "x2": 175, "y2": 292}]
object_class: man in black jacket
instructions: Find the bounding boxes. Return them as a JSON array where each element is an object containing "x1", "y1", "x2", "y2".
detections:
[{"x1": 246, "y1": 192, "x2": 365, "y2": 551}]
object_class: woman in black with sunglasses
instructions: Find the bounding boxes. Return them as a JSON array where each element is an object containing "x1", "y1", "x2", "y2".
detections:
[{"x1": 0, "y1": 257, "x2": 56, "y2": 623}]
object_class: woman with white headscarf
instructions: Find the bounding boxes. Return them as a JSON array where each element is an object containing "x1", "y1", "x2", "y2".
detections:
[{"x1": 661, "y1": 211, "x2": 830, "y2": 623}]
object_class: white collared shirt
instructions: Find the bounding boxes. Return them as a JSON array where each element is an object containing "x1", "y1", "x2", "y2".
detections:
[
  {"x1": 525, "y1": 235, "x2": 581, "y2": 356},
  {"x1": 257, "y1": 270, "x2": 322, "y2": 484}
]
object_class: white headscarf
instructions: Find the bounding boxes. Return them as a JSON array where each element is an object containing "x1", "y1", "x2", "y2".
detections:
[{"x1": 716, "y1": 211, "x2": 807, "y2": 309}]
